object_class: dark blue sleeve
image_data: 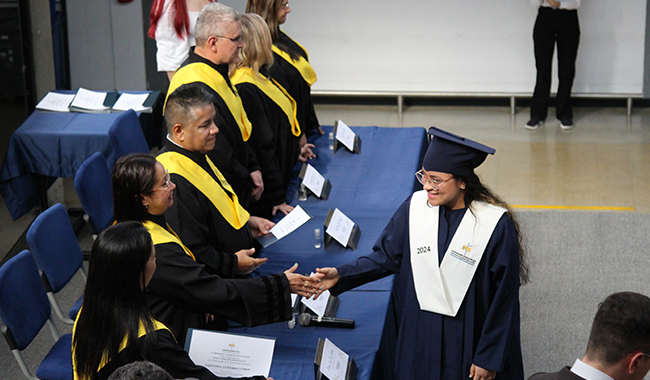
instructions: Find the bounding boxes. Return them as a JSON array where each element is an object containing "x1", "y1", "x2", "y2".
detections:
[
  {"x1": 472, "y1": 213, "x2": 522, "y2": 372},
  {"x1": 331, "y1": 198, "x2": 411, "y2": 294}
]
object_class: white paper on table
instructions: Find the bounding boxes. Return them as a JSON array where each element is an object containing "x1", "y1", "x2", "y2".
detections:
[
  {"x1": 112, "y1": 93, "x2": 150, "y2": 112},
  {"x1": 269, "y1": 205, "x2": 311, "y2": 240},
  {"x1": 70, "y1": 88, "x2": 109, "y2": 111},
  {"x1": 321, "y1": 338, "x2": 350, "y2": 380},
  {"x1": 301, "y1": 274, "x2": 330, "y2": 317},
  {"x1": 186, "y1": 329, "x2": 275, "y2": 378},
  {"x1": 35, "y1": 92, "x2": 75, "y2": 112},
  {"x1": 335, "y1": 120, "x2": 356, "y2": 151},
  {"x1": 326, "y1": 208, "x2": 355, "y2": 247},
  {"x1": 302, "y1": 164, "x2": 325, "y2": 197}
]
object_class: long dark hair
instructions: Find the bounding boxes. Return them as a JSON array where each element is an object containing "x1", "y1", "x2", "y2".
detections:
[
  {"x1": 113, "y1": 154, "x2": 158, "y2": 223},
  {"x1": 459, "y1": 172, "x2": 530, "y2": 285},
  {"x1": 246, "y1": 0, "x2": 301, "y2": 60},
  {"x1": 73, "y1": 222, "x2": 155, "y2": 380}
]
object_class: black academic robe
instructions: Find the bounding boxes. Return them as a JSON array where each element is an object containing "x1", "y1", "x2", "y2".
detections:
[
  {"x1": 93, "y1": 329, "x2": 239, "y2": 380},
  {"x1": 331, "y1": 197, "x2": 524, "y2": 380},
  {"x1": 144, "y1": 214, "x2": 291, "y2": 346},
  {"x1": 271, "y1": 31, "x2": 320, "y2": 134},
  {"x1": 235, "y1": 73, "x2": 301, "y2": 219},
  {"x1": 160, "y1": 142, "x2": 253, "y2": 278},
  {"x1": 171, "y1": 49, "x2": 260, "y2": 207},
  {"x1": 528, "y1": 367, "x2": 585, "y2": 380}
]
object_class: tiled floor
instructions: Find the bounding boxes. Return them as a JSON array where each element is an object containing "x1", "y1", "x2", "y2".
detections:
[{"x1": 315, "y1": 103, "x2": 650, "y2": 212}]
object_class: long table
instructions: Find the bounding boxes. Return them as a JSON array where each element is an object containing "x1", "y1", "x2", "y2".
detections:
[
  {"x1": 241, "y1": 125, "x2": 427, "y2": 379},
  {"x1": 0, "y1": 95, "x2": 161, "y2": 220}
]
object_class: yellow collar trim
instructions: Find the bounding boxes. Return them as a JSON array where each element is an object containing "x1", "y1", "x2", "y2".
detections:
[
  {"x1": 157, "y1": 151, "x2": 249, "y2": 229},
  {"x1": 143, "y1": 220, "x2": 196, "y2": 261},
  {"x1": 166, "y1": 62, "x2": 252, "y2": 141},
  {"x1": 231, "y1": 67, "x2": 301, "y2": 136},
  {"x1": 272, "y1": 42, "x2": 317, "y2": 86}
]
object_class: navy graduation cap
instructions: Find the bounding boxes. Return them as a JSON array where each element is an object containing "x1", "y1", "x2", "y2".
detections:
[{"x1": 423, "y1": 127, "x2": 496, "y2": 177}]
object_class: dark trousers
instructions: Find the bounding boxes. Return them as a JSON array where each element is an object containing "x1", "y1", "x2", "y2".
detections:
[{"x1": 531, "y1": 7, "x2": 580, "y2": 122}]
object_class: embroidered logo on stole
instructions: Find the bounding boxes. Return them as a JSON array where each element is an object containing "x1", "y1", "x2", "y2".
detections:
[{"x1": 408, "y1": 190, "x2": 506, "y2": 316}]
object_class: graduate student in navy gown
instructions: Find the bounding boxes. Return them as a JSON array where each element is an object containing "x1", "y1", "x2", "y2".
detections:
[{"x1": 316, "y1": 127, "x2": 529, "y2": 380}]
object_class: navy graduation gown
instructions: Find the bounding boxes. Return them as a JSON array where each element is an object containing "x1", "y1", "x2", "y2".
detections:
[{"x1": 332, "y1": 196, "x2": 524, "y2": 380}]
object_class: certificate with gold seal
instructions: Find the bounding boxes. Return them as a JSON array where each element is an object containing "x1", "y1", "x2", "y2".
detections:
[{"x1": 185, "y1": 329, "x2": 275, "y2": 377}]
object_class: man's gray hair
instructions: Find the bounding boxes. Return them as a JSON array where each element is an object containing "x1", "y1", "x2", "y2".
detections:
[{"x1": 195, "y1": 3, "x2": 241, "y2": 47}]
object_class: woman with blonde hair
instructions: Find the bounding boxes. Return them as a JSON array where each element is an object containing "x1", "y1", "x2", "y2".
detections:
[
  {"x1": 246, "y1": 0, "x2": 323, "y2": 136},
  {"x1": 231, "y1": 13, "x2": 315, "y2": 219}
]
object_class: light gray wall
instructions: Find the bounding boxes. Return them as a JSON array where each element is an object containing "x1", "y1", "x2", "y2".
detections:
[
  {"x1": 280, "y1": 0, "x2": 647, "y2": 95},
  {"x1": 67, "y1": 0, "x2": 146, "y2": 91},
  {"x1": 65, "y1": 0, "x2": 649, "y2": 96},
  {"x1": 29, "y1": 0, "x2": 55, "y2": 100}
]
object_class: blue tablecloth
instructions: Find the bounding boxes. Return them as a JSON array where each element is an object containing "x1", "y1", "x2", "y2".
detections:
[
  {"x1": 244, "y1": 126, "x2": 427, "y2": 379},
  {"x1": 230, "y1": 290, "x2": 392, "y2": 380},
  {"x1": 0, "y1": 112, "x2": 127, "y2": 220},
  {"x1": 255, "y1": 125, "x2": 427, "y2": 292}
]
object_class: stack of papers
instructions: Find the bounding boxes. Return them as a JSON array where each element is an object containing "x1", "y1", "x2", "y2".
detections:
[
  {"x1": 69, "y1": 88, "x2": 114, "y2": 113},
  {"x1": 35, "y1": 88, "x2": 157, "y2": 113}
]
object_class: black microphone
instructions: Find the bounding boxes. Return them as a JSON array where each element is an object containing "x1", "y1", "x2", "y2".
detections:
[{"x1": 298, "y1": 313, "x2": 355, "y2": 329}]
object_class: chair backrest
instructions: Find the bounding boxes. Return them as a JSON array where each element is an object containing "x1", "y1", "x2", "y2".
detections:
[
  {"x1": 26, "y1": 203, "x2": 84, "y2": 293},
  {"x1": 74, "y1": 152, "x2": 114, "y2": 233},
  {"x1": 108, "y1": 109, "x2": 150, "y2": 159},
  {"x1": 0, "y1": 250, "x2": 52, "y2": 350}
]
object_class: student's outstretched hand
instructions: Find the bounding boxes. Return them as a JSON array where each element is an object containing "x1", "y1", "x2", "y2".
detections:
[{"x1": 312, "y1": 267, "x2": 340, "y2": 299}]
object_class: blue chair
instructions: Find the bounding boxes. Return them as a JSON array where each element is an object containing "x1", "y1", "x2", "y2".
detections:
[
  {"x1": 74, "y1": 152, "x2": 114, "y2": 235},
  {"x1": 108, "y1": 109, "x2": 150, "y2": 159},
  {"x1": 26, "y1": 203, "x2": 86, "y2": 325},
  {"x1": 0, "y1": 250, "x2": 73, "y2": 380}
]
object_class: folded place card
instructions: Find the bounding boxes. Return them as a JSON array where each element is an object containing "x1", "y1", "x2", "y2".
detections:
[
  {"x1": 324, "y1": 208, "x2": 361, "y2": 250},
  {"x1": 314, "y1": 338, "x2": 358, "y2": 380},
  {"x1": 256, "y1": 205, "x2": 312, "y2": 247},
  {"x1": 299, "y1": 163, "x2": 332, "y2": 200},
  {"x1": 185, "y1": 329, "x2": 275, "y2": 378},
  {"x1": 333, "y1": 120, "x2": 362, "y2": 154},
  {"x1": 69, "y1": 87, "x2": 119, "y2": 113}
]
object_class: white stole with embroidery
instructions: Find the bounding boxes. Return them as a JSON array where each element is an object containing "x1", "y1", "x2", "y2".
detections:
[{"x1": 409, "y1": 190, "x2": 506, "y2": 316}]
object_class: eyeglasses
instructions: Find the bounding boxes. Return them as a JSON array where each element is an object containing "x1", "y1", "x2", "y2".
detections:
[
  {"x1": 281, "y1": 1, "x2": 290, "y2": 9},
  {"x1": 151, "y1": 170, "x2": 171, "y2": 191},
  {"x1": 215, "y1": 35, "x2": 241, "y2": 43},
  {"x1": 415, "y1": 170, "x2": 454, "y2": 190}
]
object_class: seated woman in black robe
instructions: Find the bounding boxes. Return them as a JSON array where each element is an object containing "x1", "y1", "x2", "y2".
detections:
[
  {"x1": 111, "y1": 153, "x2": 319, "y2": 345},
  {"x1": 231, "y1": 13, "x2": 316, "y2": 219},
  {"x1": 246, "y1": 0, "x2": 323, "y2": 136},
  {"x1": 72, "y1": 222, "x2": 253, "y2": 380}
]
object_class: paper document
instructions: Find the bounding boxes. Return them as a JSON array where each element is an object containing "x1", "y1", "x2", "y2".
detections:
[
  {"x1": 186, "y1": 329, "x2": 275, "y2": 378},
  {"x1": 70, "y1": 88, "x2": 110, "y2": 112},
  {"x1": 302, "y1": 164, "x2": 325, "y2": 197},
  {"x1": 326, "y1": 208, "x2": 355, "y2": 246},
  {"x1": 112, "y1": 93, "x2": 151, "y2": 112},
  {"x1": 35, "y1": 92, "x2": 74, "y2": 112},
  {"x1": 321, "y1": 338, "x2": 350, "y2": 380},
  {"x1": 302, "y1": 275, "x2": 330, "y2": 317},
  {"x1": 335, "y1": 120, "x2": 356, "y2": 151},
  {"x1": 270, "y1": 205, "x2": 311, "y2": 240}
]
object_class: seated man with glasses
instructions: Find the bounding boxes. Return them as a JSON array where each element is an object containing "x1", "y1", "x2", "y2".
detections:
[
  {"x1": 529, "y1": 292, "x2": 650, "y2": 380},
  {"x1": 166, "y1": 2, "x2": 263, "y2": 210}
]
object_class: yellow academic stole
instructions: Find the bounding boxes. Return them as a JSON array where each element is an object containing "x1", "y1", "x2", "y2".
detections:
[
  {"x1": 73, "y1": 315, "x2": 171, "y2": 380},
  {"x1": 273, "y1": 31, "x2": 317, "y2": 86},
  {"x1": 166, "y1": 62, "x2": 252, "y2": 141},
  {"x1": 157, "y1": 151, "x2": 249, "y2": 229},
  {"x1": 143, "y1": 220, "x2": 196, "y2": 260},
  {"x1": 231, "y1": 67, "x2": 301, "y2": 137}
]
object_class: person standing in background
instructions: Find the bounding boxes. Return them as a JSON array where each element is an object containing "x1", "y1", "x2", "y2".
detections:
[
  {"x1": 149, "y1": 0, "x2": 214, "y2": 82},
  {"x1": 527, "y1": 0, "x2": 580, "y2": 131}
]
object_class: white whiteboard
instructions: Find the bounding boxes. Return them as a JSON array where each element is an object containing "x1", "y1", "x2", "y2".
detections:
[{"x1": 227, "y1": 0, "x2": 647, "y2": 95}]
